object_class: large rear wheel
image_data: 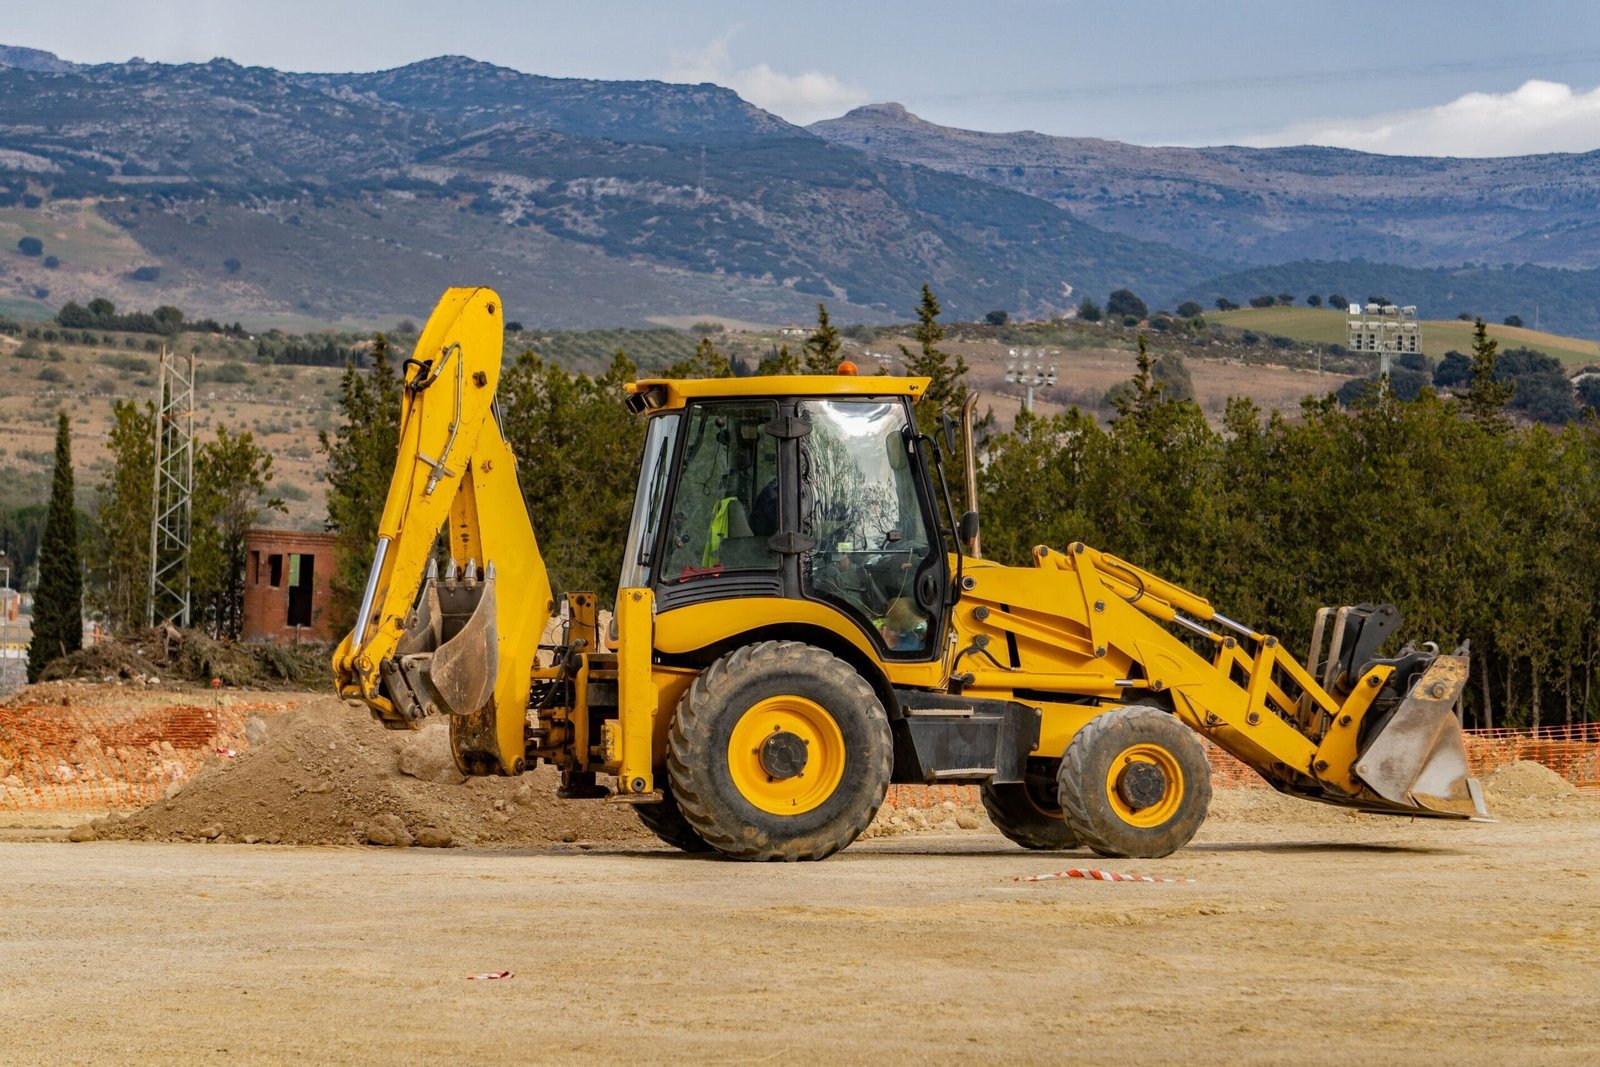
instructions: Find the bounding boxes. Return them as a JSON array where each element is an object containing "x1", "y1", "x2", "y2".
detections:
[
  {"x1": 1057, "y1": 705, "x2": 1211, "y2": 859},
  {"x1": 980, "y1": 765, "x2": 1081, "y2": 850},
  {"x1": 667, "y1": 641, "x2": 892, "y2": 861}
]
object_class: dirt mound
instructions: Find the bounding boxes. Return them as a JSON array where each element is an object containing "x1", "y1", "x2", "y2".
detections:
[
  {"x1": 40, "y1": 627, "x2": 331, "y2": 691},
  {"x1": 94, "y1": 697, "x2": 648, "y2": 848},
  {"x1": 1483, "y1": 759, "x2": 1578, "y2": 801}
]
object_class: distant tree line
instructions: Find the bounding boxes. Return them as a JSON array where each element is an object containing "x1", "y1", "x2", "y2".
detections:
[{"x1": 56, "y1": 297, "x2": 246, "y2": 338}]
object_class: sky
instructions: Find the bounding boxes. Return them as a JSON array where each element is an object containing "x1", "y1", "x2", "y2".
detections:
[{"x1": 6, "y1": 0, "x2": 1600, "y2": 155}]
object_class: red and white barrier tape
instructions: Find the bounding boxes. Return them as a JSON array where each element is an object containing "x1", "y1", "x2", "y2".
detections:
[
  {"x1": 1018, "y1": 867, "x2": 1192, "y2": 884},
  {"x1": 465, "y1": 970, "x2": 515, "y2": 981}
]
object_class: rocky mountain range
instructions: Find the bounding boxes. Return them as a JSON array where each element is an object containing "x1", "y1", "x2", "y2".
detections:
[
  {"x1": 812, "y1": 103, "x2": 1600, "y2": 272},
  {"x1": 1, "y1": 47, "x2": 1597, "y2": 335}
]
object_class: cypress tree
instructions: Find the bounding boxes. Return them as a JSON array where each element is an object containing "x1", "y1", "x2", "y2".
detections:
[{"x1": 28, "y1": 412, "x2": 82, "y2": 682}]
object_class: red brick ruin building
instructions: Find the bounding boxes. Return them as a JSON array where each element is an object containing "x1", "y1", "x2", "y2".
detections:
[{"x1": 241, "y1": 529, "x2": 339, "y2": 643}]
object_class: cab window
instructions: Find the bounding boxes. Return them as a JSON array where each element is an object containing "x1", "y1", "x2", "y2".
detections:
[{"x1": 660, "y1": 401, "x2": 781, "y2": 581}]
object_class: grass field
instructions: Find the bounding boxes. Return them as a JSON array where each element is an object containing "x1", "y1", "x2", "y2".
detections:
[
  {"x1": 0, "y1": 200, "x2": 143, "y2": 269},
  {"x1": 1209, "y1": 307, "x2": 1600, "y2": 367}
]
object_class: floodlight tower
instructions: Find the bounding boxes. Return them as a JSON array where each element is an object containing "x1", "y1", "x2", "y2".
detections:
[
  {"x1": 1005, "y1": 347, "x2": 1057, "y2": 413},
  {"x1": 147, "y1": 345, "x2": 195, "y2": 628},
  {"x1": 1346, "y1": 302, "x2": 1421, "y2": 379}
]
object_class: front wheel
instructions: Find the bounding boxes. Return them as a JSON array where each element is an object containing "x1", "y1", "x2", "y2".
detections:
[
  {"x1": 1057, "y1": 705, "x2": 1211, "y2": 859},
  {"x1": 981, "y1": 768, "x2": 1081, "y2": 850},
  {"x1": 667, "y1": 641, "x2": 893, "y2": 861}
]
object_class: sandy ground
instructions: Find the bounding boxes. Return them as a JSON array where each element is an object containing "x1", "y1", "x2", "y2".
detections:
[{"x1": 2, "y1": 807, "x2": 1596, "y2": 1065}]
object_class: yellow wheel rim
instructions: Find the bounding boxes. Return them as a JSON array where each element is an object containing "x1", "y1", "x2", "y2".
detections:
[
  {"x1": 1104, "y1": 743, "x2": 1184, "y2": 828},
  {"x1": 727, "y1": 696, "x2": 846, "y2": 816}
]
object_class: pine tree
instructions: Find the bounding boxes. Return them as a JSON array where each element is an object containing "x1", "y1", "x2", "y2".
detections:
[
  {"x1": 28, "y1": 412, "x2": 82, "y2": 682},
  {"x1": 802, "y1": 302, "x2": 842, "y2": 374},
  {"x1": 899, "y1": 284, "x2": 969, "y2": 433},
  {"x1": 1113, "y1": 334, "x2": 1166, "y2": 428},
  {"x1": 320, "y1": 335, "x2": 402, "y2": 633},
  {"x1": 1465, "y1": 317, "x2": 1514, "y2": 430}
]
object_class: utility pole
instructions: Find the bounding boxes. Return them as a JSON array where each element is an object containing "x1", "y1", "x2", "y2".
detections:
[{"x1": 147, "y1": 345, "x2": 195, "y2": 628}]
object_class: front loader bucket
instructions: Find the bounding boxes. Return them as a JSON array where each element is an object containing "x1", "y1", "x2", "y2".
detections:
[
  {"x1": 1354, "y1": 654, "x2": 1488, "y2": 819},
  {"x1": 384, "y1": 565, "x2": 501, "y2": 721}
]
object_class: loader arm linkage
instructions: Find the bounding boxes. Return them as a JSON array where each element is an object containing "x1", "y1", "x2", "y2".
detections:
[{"x1": 955, "y1": 543, "x2": 1485, "y2": 819}]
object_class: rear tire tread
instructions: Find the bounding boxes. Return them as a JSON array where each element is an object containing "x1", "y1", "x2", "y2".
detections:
[{"x1": 668, "y1": 640, "x2": 892, "y2": 862}]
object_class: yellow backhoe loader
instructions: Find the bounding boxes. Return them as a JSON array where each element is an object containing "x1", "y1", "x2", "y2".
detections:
[{"x1": 333, "y1": 288, "x2": 1487, "y2": 861}]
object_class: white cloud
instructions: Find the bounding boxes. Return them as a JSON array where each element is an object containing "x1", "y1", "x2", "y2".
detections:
[
  {"x1": 668, "y1": 29, "x2": 867, "y2": 125},
  {"x1": 1243, "y1": 80, "x2": 1600, "y2": 157}
]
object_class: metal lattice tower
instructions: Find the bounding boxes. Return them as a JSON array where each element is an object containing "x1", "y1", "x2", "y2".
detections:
[{"x1": 147, "y1": 346, "x2": 195, "y2": 627}]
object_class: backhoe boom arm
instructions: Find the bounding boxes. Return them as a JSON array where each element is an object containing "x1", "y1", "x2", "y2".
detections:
[{"x1": 332, "y1": 288, "x2": 553, "y2": 774}]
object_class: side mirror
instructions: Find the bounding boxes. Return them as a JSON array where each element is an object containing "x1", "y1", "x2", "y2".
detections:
[
  {"x1": 941, "y1": 412, "x2": 958, "y2": 455},
  {"x1": 958, "y1": 510, "x2": 979, "y2": 547}
]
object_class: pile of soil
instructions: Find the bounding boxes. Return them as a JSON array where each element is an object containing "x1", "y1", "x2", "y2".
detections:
[
  {"x1": 40, "y1": 626, "x2": 331, "y2": 691},
  {"x1": 90, "y1": 697, "x2": 648, "y2": 848},
  {"x1": 861, "y1": 801, "x2": 990, "y2": 839},
  {"x1": 1483, "y1": 759, "x2": 1578, "y2": 801}
]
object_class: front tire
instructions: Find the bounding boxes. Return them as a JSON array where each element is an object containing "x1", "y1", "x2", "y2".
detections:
[
  {"x1": 1057, "y1": 705, "x2": 1211, "y2": 859},
  {"x1": 667, "y1": 641, "x2": 893, "y2": 861}
]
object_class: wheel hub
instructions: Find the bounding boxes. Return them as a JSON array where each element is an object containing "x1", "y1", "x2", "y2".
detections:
[
  {"x1": 1116, "y1": 761, "x2": 1168, "y2": 811},
  {"x1": 759, "y1": 729, "x2": 809, "y2": 780}
]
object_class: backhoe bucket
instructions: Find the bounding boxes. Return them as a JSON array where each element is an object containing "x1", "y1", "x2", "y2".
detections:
[
  {"x1": 384, "y1": 565, "x2": 501, "y2": 721},
  {"x1": 1354, "y1": 654, "x2": 1488, "y2": 819}
]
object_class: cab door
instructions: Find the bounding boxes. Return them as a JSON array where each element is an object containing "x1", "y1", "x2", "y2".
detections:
[{"x1": 797, "y1": 397, "x2": 947, "y2": 660}]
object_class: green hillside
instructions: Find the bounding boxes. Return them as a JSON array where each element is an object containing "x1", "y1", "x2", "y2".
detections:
[{"x1": 1208, "y1": 307, "x2": 1600, "y2": 367}]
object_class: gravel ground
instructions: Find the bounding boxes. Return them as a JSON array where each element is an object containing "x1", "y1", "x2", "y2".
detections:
[{"x1": 1, "y1": 807, "x2": 1596, "y2": 1065}]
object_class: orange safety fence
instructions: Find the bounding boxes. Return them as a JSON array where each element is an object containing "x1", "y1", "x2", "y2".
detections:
[
  {"x1": 1204, "y1": 722, "x2": 1600, "y2": 794},
  {"x1": 1463, "y1": 721, "x2": 1600, "y2": 793}
]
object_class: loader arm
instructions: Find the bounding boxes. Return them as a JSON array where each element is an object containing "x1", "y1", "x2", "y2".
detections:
[
  {"x1": 332, "y1": 287, "x2": 553, "y2": 775},
  {"x1": 955, "y1": 542, "x2": 1485, "y2": 820}
]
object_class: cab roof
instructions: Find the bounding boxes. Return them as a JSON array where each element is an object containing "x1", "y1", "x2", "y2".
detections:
[{"x1": 626, "y1": 374, "x2": 930, "y2": 412}]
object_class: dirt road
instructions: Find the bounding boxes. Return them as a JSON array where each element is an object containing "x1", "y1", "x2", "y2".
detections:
[{"x1": 2, "y1": 809, "x2": 1596, "y2": 1065}]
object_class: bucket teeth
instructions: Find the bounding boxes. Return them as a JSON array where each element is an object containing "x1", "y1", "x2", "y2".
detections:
[
  {"x1": 464, "y1": 558, "x2": 478, "y2": 583},
  {"x1": 445, "y1": 558, "x2": 458, "y2": 581},
  {"x1": 423, "y1": 558, "x2": 439, "y2": 582}
]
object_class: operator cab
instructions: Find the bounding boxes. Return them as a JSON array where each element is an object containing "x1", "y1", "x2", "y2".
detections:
[{"x1": 620, "y1": 376, "x2": 952, "y2": 659}]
